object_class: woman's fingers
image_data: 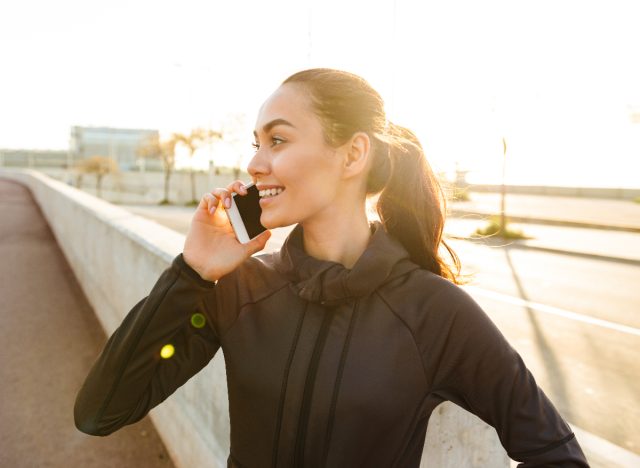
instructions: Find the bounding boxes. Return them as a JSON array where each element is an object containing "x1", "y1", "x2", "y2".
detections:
[
  {"x1": 228, "y1": 180, "x2": 248, "y2": 195},
  {"x1": 210, "y1": 187, "x2": 233, "y2": 208},
  {"x1": 201, "y1": 193, "x2": 219, "y2": 215},
  {"x1": 209, "y1": 181, "x2": 249, "y2": 210},
  {"x1": 244, "y1": 229, "x2": 272, "y2": 256}
]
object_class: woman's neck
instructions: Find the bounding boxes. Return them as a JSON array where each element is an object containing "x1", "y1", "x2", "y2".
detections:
[{"x1": 301, "y1": 205, "x2": 371, "y2": 269}]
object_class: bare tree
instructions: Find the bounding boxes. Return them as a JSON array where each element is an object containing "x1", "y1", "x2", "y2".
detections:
[
  {"x1": 74, "y1": 156, "x2": 120, "y2": 198},
  {"x1": 172, "y1": 128, "x2": 223, "y2": 205},
  {"x1": 137, "y1": 135, "x2": 178, "y2": 205},
  {"x1": 499, "y1": 137, "x2": 507, "y2": 236}
]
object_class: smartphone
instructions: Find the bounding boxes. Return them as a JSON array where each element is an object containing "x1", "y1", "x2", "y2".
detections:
[{"x1": 226, "y1": 182, "x2": 267, "y2": 243}]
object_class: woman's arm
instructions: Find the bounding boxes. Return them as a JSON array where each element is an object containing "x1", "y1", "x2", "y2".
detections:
[
  {"x1": 424, "y1": 286, "x2": 590, "y2": 467},
  {"x1": 74, "y1": 253, "x2": 223, "y2": 436}
]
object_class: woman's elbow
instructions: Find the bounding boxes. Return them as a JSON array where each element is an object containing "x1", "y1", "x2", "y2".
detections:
[{"x1": 73, "y1": 392, "x2": 115, "y2": 436}]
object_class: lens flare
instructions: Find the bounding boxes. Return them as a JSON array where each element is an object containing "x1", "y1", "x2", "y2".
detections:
[
  {"x1": 191, "y1": 313, "x2": 206, "y2": 328},
  {"x1": 160, "y1": 344, "x2": 175, "y2": 359}
]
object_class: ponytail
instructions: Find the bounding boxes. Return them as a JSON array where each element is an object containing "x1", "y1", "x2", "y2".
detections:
[
  {"x1": 371, "y1": 122, "x2": 463, "y2": 284},
  {"x1": 282, "y1": 68, "x2": 463, "y2": 284}
]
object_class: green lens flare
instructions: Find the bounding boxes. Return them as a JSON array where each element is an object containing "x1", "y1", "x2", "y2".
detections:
[{"x1": 191, "y1": 313, "x2": 206, "y2": 328}]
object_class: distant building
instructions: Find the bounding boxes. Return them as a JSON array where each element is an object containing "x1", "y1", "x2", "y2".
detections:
[{"x1": 69, "y1": 126, "x2": 162, "y2": 171}]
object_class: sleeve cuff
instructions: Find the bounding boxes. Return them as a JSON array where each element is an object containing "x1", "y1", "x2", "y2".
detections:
[{"x1": 172, "y1": 253, "x2": 217, "y2": 289}]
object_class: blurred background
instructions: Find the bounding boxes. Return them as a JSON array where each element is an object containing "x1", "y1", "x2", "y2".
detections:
[{"x1": 1, "y1": 1, "x2": 639, "y2": 467}]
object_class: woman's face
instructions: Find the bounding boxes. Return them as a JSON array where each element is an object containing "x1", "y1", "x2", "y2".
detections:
[{"x1": 247, "y1": 83, "x2": 345, "y2": 229}]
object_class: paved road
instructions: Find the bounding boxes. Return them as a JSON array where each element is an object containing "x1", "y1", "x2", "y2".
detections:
[
  {"x1": 450, "y1": 192, "x2": 640, "y2": 230},
  {"x1": 448, "y1": 238, "x2": 640, "y2": 455},
  {"x1": 0, "y1": 180, "x2": 175, "y2": 468},
  {"x1": 116, "y1": 201, "x2": 640, "y2": 460}
]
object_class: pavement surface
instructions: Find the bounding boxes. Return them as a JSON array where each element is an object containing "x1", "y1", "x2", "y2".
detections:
[
  {"x1": 0, "y1": 179, "x2": 175, "y2": 468},
  {"x1": 449, "y1": 191, "x2": 640, "y2": 232}
]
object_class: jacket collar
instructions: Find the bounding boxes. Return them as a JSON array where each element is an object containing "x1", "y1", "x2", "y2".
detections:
[{"x1": 273, "y1": 221, "x2": 419, "y2": 306}]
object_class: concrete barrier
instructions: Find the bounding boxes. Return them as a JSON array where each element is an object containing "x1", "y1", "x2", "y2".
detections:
[{"x1": 0, "y1": 168, "x2": 509, "y2": 468}]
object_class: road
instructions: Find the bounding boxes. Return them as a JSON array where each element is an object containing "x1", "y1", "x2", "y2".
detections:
[
  {"x1": 447, "y1": 238, "x2": 639, "y2": 455},
  {"x1": 117, "y1": 203, "x2": 640, "y2": 456}
]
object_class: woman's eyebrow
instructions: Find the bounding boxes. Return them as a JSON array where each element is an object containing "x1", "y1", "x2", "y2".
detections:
[{"x1": 253, "y1": 118, "x2": 296, "y2": 138}]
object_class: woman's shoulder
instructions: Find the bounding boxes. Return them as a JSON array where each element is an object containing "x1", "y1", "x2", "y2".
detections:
[
  {"x1": 381, "y1": 266, "x2": 471, "y2": 305},
  {"x1": 378, "y1": 267, "x2": 486, "y2": 329},
  {"x1": 216, "y1": 251, "x2": 289, "y2": 305}
]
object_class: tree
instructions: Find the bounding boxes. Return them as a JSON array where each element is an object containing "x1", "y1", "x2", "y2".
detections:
[
  {"x1": 474, "y1": 136, "x2": 528, "y2": 240},
  {"x1": 137, "y1": 135, "x2": 178, "y2": 205},
  {"x1": 73, "y1": 156, "x2": 120, "y2": 198},
  {"x1": 172, "y1": 128, "x2": 223, "y2": 205},
  {"x1": 499, "y1": 137, "x2": 507, "y2": 236}
]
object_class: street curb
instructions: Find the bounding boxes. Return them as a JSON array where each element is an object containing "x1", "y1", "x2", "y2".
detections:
[
  {"x1": 444, "y1": 234, "x2": 640, "y2": 267},
  {"x1": 569, "y1": 424, "x2": 640, "y2": 468},
  {"x1": 448, "y1": 210, "x2": 640, "y2": 234}
]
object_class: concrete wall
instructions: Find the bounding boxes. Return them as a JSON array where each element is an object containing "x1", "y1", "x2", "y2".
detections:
[{"x1": 0, "y1": 167, "x2": 510, "y2": 468}]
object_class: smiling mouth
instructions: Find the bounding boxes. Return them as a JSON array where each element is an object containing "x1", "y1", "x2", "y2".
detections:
[{"x1": 259, "y1": 188, "x2": 285, "y2": 198}]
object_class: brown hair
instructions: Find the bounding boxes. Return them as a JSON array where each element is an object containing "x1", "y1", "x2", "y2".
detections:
[{"x1": 283, "y1": 68, "x2": 463, "y2": 284}]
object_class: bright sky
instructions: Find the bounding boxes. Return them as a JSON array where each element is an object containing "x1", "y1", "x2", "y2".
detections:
[{"x1": 1, "y1": 0, "x2": 639, "y2": 188}]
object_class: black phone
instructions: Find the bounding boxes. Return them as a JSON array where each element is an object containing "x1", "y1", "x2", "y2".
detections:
[{"x1": 227, "y1": 182, "x2": 267, "y2": 243}]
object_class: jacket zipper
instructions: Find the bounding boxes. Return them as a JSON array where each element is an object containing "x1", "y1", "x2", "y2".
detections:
[{"x1": 292, "y1": 305, "x2": 335, "y2": 467}]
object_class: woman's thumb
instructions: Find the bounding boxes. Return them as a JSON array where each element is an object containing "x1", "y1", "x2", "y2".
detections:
[{"x1": 244, "y1": 230, "x2": 272, "y2": 256}]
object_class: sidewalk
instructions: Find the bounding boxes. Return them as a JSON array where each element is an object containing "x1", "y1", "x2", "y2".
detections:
[
  {"x1": 0, "y1": 178, "x2": 175, "y2": 467},
  {"x1": 446, "y1": 192, "x2": 640, "y2": 265}
]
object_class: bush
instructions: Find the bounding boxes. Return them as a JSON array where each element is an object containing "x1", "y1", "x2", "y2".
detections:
[{"x1": 473, "y1": 215, "x2": 531, "y2": 240}]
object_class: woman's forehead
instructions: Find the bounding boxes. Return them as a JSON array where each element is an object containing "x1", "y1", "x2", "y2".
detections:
[{"x1": 255, "y1": 84, "x2": 315, "y2": 132}]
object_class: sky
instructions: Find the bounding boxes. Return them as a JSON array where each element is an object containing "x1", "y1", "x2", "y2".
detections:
[{"x1": 1, "y1": 0, "x2": 639, "y2": 188}]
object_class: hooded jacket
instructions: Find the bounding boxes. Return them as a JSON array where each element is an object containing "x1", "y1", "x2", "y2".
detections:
[{"x1": 74, "y1": 221, "x2": 589, "y2": 467}]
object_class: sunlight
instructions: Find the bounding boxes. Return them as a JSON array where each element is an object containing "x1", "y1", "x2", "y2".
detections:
[{"x1": 1, "y1": 0, "x2": 638, "y2": 187}]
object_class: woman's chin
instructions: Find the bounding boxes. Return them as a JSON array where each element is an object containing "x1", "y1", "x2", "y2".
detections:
[
  {"x1": 260, "y1": 214, "x2": 295, "y2": 231},
  {"x1": 260, "y1": 216, "x2": 279, "y2": 230}
]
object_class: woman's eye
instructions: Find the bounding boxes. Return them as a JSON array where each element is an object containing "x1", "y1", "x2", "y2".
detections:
[{"x1": 252, "y1": 137, "x2": 285, "y2": 152}]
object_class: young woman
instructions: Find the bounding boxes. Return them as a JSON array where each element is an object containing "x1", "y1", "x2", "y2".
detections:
[{"x1": 75, "y1": 68, "x2": 589, "y2": 467}]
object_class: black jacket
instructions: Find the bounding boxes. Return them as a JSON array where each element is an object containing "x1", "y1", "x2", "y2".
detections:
[{"x1": 74, "y1": 222, "x2": 589, "y2": 467}]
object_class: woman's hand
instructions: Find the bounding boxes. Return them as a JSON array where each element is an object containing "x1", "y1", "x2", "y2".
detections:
[{"x1": 182, "y1": 180, "x2": 271, "y2": 282}]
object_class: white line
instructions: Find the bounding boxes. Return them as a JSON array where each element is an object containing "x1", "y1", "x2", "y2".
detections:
[{"x1": 462, "y1": 285, "x2": 640, "y2": 337}]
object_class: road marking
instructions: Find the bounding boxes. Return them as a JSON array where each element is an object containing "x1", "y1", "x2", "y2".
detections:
[{"x1": 462, "y1": 285, "x2": 640, "y2": 337}]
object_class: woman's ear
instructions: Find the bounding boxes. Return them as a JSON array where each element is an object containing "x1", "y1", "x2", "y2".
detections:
[{"x1": 342, "y1": 132, "x2": 371, "y2": 179}]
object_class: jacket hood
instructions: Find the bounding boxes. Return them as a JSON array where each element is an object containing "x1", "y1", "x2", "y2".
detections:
[{"x1": 273, "y1": 221, "x2": 419, "y2": 306}]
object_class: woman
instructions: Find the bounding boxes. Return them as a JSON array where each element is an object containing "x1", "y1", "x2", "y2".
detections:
[{"x1": 74, "y1": 68, "x2": 589, "y2": 467}]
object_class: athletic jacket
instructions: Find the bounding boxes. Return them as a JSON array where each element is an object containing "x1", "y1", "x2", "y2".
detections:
[{"x1": 74, "y1": 221, "x2": 589, "y2": 467}]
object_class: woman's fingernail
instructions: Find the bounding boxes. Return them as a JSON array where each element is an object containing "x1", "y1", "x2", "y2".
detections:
[
  {"x1": 225, "y1": 198, "x2": 231, "y2": 208},
  {"x1": 209, "y1": 206, "x2": 215, "y2": 214}
]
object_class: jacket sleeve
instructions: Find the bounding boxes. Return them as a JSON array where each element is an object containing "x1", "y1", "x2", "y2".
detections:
[
  {"x1": 424, "y1": 286, "x2": 590, "y2": 467},
  {"x1": 74, "y1": 253, "x2": 224, "y2": 436}
]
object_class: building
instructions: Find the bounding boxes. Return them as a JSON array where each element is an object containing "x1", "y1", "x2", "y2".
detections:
[{"x1": 69, "y1": 126, "x2": 162, "y2": 171}]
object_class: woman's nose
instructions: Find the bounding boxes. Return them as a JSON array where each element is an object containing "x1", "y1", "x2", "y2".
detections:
[{"x1": 247, "y1": 149, "x2": 270, "y2": 178}]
